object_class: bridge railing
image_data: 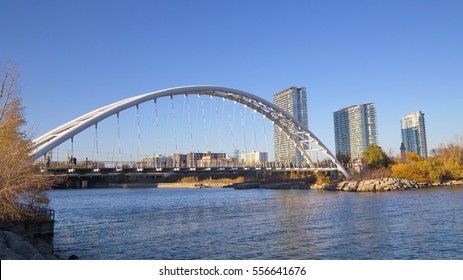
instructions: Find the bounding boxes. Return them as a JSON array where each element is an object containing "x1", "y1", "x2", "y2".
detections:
[
  {"x1": 19, "y1": 203, "x2": 55, "y2": 222},
  {"x1": 37, "y1": 159, "x2": 340, "y2": 170}
]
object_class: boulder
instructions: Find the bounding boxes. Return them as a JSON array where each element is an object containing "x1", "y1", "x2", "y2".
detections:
[
  {"x1": 342, "y1": 181, "x2": 359, "y2": 191},
  {"x1": 0, "y1": 230, "x2": 58, "y2": 260},
  {"x1": 0, "y1": 248, "x2": 26, "y2": 260},
  {"x1": 3, "y1": 230, "x2": 41, "y2": 259},
  {"x1": 309, "y1": 184, "x2": 337, "y2": 190},
  {"x1": 357, "y1": 180, "x2": 376, "y2": 192}
]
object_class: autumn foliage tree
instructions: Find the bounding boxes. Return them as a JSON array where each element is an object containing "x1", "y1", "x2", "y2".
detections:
[
  {"x1": 363, "y1": 145, "x2": 391, "y2": 169},
  {"x1": 0, "y1": 63, "x2": 55, "y2": 223},
  {"x1": 391, "y1": 152, "x2": 444, "y2": 182},
  {"x1": 390, "y1": 137, "x2": 463, "y2": 183},
  {"x1": 431, "y1": 138, "x2": 463, "y2": 180}
]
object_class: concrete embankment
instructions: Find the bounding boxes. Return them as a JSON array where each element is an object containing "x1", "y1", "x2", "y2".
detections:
[
  {"x1": 0, "y1": 230, "x2": 58, "y2": 260},
  {"x1": 228, "y1": 181, "x2": 308, "y2": 189},
  {"x1": 157, "y1": 182, "x2": 227, "y2": 188},
  {"x1": 310, "y1": 178, "x2": 463, "y2": 192},
  {"x1": 106, "y1": 182, "x2": 228, "y2": 188}
]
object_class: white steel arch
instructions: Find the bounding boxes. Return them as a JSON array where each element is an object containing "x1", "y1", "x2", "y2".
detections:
[{"x1": 31, "y1": 85, "x2": 350, "y2": 178}]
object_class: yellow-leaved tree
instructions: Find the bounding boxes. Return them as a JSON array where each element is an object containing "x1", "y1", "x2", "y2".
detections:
[
  {"x1": 0, "y1": 63, "x2": 56, "y2": 223},
  {"x1": 391, "y1": 152, "x2": 444, "y2": 182},
  {"x1": 432, "y1": 139, "x2": 463, "y2": 180}
]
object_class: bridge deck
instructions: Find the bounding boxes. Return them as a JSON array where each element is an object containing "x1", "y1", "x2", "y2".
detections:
[{"x1": 44, "y1": 166, "x2": 338, "y2": 176}]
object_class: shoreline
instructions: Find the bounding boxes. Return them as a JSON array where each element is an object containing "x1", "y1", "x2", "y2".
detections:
[
  {"x1": 54, "y1": 179, "x2": 463, "y2": 191},
  {"x1": 229, "y1": 178, "x2": 463, "y2": 191},
  {"x1": 311, "y1": 178, "x2": 463, "y2": 192}
]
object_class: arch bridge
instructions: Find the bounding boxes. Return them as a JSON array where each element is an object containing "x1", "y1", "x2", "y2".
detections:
[{"x1": 31, "y1": 86, "x2": 349, "y2": 178}]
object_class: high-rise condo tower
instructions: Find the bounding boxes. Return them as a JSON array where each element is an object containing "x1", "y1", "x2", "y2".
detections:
[
  {"x1": 273, "y1": 86, "x2": 308, "y2": 167},
  {"x1": 333, "y1": 103, "x2": 378, "y2": 160},
  {"x1": 401, "y1": 111, "x2": 428, "y2": 159}
]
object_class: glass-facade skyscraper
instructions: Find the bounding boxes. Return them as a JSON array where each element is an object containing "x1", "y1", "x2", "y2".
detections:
[
  {"x1": 401, "y1": 111, "x2": 428, "y2": 159},
  {"x1": 273, "y1": 86, "x2": 308, "y2": 167},
  {"x1": 333, "y1": 103, "x2": 377, "y2": 160}
]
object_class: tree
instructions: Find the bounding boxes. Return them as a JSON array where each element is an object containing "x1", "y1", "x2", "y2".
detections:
[
  {"x1": 419, "y1": 157, "x2": 444, "y2": 182},
  {"x1": 391, "y1": 152, "x2": 445, "y2": 182},
  {"x1": 363, "y1": 145, "x2": 390, "y2": 169},
  {"x1": 336, "y1": 153, "x2": 351, "y2": 166},
  {"x1": 0, "y1": 63, "x2": 56, "y2": 223},
  {"x1": 406, "y1": 152, "x2": 422, "y2": 162},
  {"x1": 432, "y1": 137, "x2": 463, "y2": 179}
]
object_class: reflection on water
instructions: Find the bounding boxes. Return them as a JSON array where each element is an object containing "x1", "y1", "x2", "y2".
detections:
[{"x1": 47, "y1": 186, "x2": 463, "y2": 259}]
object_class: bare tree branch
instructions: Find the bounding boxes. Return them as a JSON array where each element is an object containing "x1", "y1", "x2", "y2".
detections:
[{"x1": 0, "y1": 63, "x2": 19, "y2": 121}]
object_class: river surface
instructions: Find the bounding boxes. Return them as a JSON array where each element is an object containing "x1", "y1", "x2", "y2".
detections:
[{"x1": 47, "y1": 186, "x2": 463, "y2": 259}]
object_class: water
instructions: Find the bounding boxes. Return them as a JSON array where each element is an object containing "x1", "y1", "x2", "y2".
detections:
[{"x1": 47, "y1": 186, "x2": 463, "y2": 259}]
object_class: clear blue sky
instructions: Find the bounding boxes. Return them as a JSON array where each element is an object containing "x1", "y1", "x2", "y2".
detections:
[{"x1": 2, "y1": 0, "x2": 462, "y2": 160}]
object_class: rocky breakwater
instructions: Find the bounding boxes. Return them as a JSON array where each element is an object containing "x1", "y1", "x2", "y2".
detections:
[
  {"x1": 310, "y1": 178, "x2": 424, "y2": 192},
  {"x1": 0, "y1": 230, "x2": 58, "y2": 260}
]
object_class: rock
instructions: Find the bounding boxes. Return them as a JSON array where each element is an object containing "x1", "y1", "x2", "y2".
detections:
[
  {"x1": 441, "y1": 180, "x2": 463, "y2": 186},
  {"x1": 309, "y1": 183, "x2": 339, "y2": 190},
  {"x1": 0, "y1": 248, "x2": 26, "y2": 260},
  {"x1": 32, "y1": 239, "x2": 54, "y2": 256},
  {"x1": 0, "y1": 232, "x2": 6, "y2": 250},
  {"x1": 3, "y1": 231, "x2": 41, "y2": 259},
  {"x1": 346, "y1": 181, "x2": 359, "y2": 191},
  {"x1": 357, "y1": 180, "x2": 375, "y2": 192},
  {"x1": 309, "y1": 184, "x2": 326, "y2": 190},
  {"x1": 30, "y1": 253, "x2": 45, "y2": 260},
  {"x1": 0, "y1": 230, "x2": 58, "y2": 260},
  {"x1": 330, "y1": 178, "x2": 428, "y2": 192},
  {"x1": 376, "y1": 182, "x2": 388, "y2": 192}
]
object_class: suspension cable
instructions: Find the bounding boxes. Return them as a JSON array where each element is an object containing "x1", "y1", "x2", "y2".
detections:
[
  {"x1": 154, "y1": 99, "x2": 160, "y2": 168},
  {"x1": 179, "y1": 94, "x2": 188, "y2": 153},
  {"x1": 229, "y1": 100, "x2": 237, "y2": 166},
  {"x1": 93, "y1": 123, "x2": 99, "y2": 170},
  {"x1": 136, "y1": 104, "x2": 142, "y2": 169},
  {"x1": 170, "y1": 96, "x2": 179, "y2": 165},
  {"x1": 195, "y1": 94, "x2": 201, "y2": 151},
  {"x1": 252, "y1": 109, "x2": 258, "y2": 152},
  {"x1": 71, "y1": 136, "x2": 74, "y2": 159},
  {"x1": 262, "y1": 113, "x2": 270, "y2": 167},
  {"x1": 112, "y1": 114, "x2": 117, "y2": 167},
  {"x1": 240, "y1": 103, "x2": 248, "y2": 155},
  {"x1": 148, "y1": 99, "x2": 156, "y2": 167},
  {"x1": 207, "y1": 95, "x2": 213, "y2": 151},
  {"x1": 130, "y1": 107, "x2": 136, "y2": 165},
  {"x1": 117, "y1": 112, "x2": 122, "y2": 168},
  {"x1": 199, "y1": 94, "x2": 209, "y2": 152},
  {"x1": 214, "y1": 97, "x2": 223, "y2": 153},
  {"x1": 185, "y1": 94, "x2": 194, "y2": 154}
]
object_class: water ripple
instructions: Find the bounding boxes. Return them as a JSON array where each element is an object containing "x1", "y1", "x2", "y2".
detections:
[{"x1": 47, "y1": 186, "x2": 463, "y2": 259}]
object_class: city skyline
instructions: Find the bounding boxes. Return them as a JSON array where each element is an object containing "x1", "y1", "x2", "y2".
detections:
[{"x1": 1, "y1": 1, "x2": 462, "y2": 158}]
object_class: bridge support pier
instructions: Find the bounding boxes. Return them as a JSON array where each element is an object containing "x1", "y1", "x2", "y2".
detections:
[{"x1": 65, "y1": 179, "x2": 89, "y2": 188}]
